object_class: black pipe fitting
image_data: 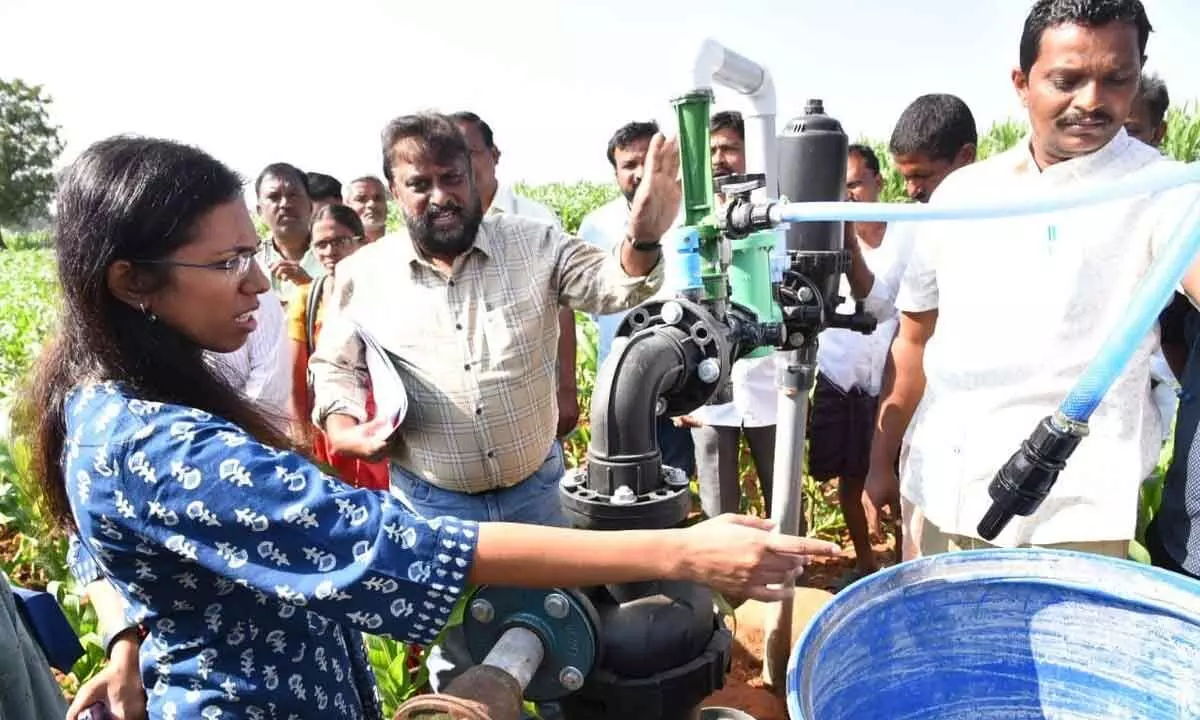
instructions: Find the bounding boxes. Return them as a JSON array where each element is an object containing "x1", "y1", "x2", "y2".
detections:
[
  {"x1": 564, "y1": 299, "x2": 730, "y2": 531},
  {"x1": 561, "y1": 583, "x2": 732, "y2": 720},
  {"x1": 977, "y1": 414, "x2": 1087, "y2": 540},
  {"x1": 721, "y1": 198, "x2": 778, "y2": 239}
]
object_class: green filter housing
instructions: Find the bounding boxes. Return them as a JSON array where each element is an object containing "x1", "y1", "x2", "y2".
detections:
[{"x1": 729, "y1": 229, "x2": 783, "y2": 358}]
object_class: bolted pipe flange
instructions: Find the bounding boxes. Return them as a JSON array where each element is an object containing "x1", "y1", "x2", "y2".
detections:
[
  {"x1": 559, "y1": 666, "x2": 585, "y2": 692},
  {"x1": 660, "y1": 301, "x2": 685, "y2": 326},
  {"x1": 544, "y1": 593, "x2": 570, "y2": 620},
  {"x1": 463, "y1": 586, "x2": 600, "y2": 703},
  {"x1": 471, "y1": 599, "x2": 495, "y2": 624}
]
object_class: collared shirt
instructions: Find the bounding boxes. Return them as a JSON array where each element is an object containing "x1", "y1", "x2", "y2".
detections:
[
  {"x1": 204, "y1": 289, "x2": 292, "y2": 428},
  {"x1": 257, "y1": 238, "x2": 324, "y2": 306},
  {"x1": 816, "y1": 223, "x2": 915, "y2": 395},
  {"x1": 897, "y1": 129, "x2": 1199, "y2": 547},
  {"x1": 310, "y1": 214, "x2": 663, "y2": 493}
]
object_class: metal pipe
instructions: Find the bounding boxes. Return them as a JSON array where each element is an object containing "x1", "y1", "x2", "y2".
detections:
[
  {"x1": 761, "y1": 343, "x2": 816, "y2": 688},
  {"x1": 482, "y1": 626, "x2": 546, "y2": 693},
  {"x1": 691, "y1": 38, "x2": 778, "y2": 198}
]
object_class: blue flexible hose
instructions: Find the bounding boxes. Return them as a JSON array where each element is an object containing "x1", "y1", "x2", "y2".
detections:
[{"x1": 772, "y1": 161, "x2": 1200, "y2": 224}]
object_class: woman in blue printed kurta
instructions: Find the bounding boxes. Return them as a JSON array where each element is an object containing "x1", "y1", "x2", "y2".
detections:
[
  {"x1": 64, "y1": 381, "x2": 470, "y2": 718},
  {"x1": 26, "y1": 136, "x2": 835, "y2": 720}
]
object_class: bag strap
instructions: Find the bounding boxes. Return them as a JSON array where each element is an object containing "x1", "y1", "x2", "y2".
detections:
[{"x1": 305, "y1": 274, "x2": 327, "y2": 357}]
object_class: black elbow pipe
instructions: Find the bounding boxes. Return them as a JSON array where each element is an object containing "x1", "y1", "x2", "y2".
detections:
[
  {"x1": 561, "y1": 298, "x2": 730, "y2": 531},
  {"x1": 587, "y1": 325, "x2": 695, "y2": 465},
  {"x1": 562, "y1": 326, "x2": 701, "y2": 531}
]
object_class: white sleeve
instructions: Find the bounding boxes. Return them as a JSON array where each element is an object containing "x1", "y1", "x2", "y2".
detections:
[
  {"x1": 243, "y1": 291, "x2": 293, "y2": 423},
  {"x1": 895, "y1": 222, "x2": 939, "y2": 313}
]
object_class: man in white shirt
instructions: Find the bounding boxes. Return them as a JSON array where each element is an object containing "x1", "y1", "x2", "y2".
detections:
[
  {"x1": 580, "y1": 119, "x2": 697, "y2": 478},
  {"x1": 810, "y1": 144, "x2": 920, "y2": 578},
  {"x1": 882, "y1": 0, "x2": 1200, "y2": 559},
  {"x1": 863, "y1": 94, "x2": 980, "y2": 558},
  {"x1": 205, "y1": 288, "x2": 292, "y2": 430},
  {"x1": 451, "y1": 111, "x2": 580, "y2": 440}
]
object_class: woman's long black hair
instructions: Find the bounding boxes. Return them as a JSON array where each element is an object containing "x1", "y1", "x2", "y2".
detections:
[{"x1": 16, "y1": 136, "x2": 296, "y2": 530}]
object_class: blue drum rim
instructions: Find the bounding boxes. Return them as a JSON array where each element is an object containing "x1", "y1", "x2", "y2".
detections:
[{"x1": 785, "y1": 547, "x2": 1200, "y2": 720}]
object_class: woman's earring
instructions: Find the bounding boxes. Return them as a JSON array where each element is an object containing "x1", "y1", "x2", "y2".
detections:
[{"x1": 139, "y1": 302, "x2": 157, "y2": 323}]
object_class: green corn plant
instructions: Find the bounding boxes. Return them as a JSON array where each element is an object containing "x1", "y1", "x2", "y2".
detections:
[
  {"x1": 513, "y1": 181, "x2": 619, "y2": 235},
  {"x1": 364, "y1": 634, "x2": 414, "y2": 713},
  {"x1": 563, "y1": 312, "x2": 598, "y2": 469},
  {"x1": 977, "y1": 118, "x2": 1028, "y2": 160},
  {"x1": 1163, "y1": 102, "x2": 1200, "y2": 162},
  {"x1": 0, "y1": 436, "x2": 71, "y2": 588}
]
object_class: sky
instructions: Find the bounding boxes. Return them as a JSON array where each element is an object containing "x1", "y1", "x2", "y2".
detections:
[{"x1": 2, "y1": 0, "x2": 1198, "y2": 200}]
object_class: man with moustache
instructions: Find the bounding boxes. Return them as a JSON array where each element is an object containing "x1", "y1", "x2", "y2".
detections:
[
  {"x1": 881, "y1": 0, "x2": 1200, "y2": 559},
  {"x1": 313, "y1": 110, "x2": 675, "y2": 521},
  {"x1": 309, "y1": 112, "x2": 678, "y2": 711},
  {"x1": 344, "y1": 175, "x2": 391, "y2": 243},
  {"x1": 255, "y1": 162, "x2": 324, "y2": 305}
]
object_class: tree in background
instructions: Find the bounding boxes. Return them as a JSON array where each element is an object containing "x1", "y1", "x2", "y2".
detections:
[{"x1": 0, "y1": 78, "x2": 64, "y2": 249}]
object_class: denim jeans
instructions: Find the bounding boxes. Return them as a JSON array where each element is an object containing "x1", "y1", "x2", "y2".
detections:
[{"x1": 390, "y1": 442, "x2": 568, "y2": 719}]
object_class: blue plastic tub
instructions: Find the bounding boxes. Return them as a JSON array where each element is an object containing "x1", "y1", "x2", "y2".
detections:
[{"x1": 787, "y1": 549, "x2": 1200, "y2": 719}]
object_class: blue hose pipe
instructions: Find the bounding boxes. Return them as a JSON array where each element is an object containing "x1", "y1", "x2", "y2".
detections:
[{"x1": 772, "y1": 160, "x2": 1200, "y2": 225}]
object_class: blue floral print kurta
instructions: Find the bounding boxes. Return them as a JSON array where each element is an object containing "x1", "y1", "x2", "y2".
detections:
[{"x1": 63, "y1": 381, "x2": 479, "y2": 719}]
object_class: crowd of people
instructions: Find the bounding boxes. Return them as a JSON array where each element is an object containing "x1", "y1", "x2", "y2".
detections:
[{"x1": 5, "y1": 0, "x2": 1197, "y2": 718}]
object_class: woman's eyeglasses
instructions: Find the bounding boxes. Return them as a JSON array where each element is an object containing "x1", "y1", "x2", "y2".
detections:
[
  {"x1": 311, "y1": 236, "x2": 360, "y2": 253},
  {"x1": 134, "y1": 249, "x2": 259, "y2": 281}
]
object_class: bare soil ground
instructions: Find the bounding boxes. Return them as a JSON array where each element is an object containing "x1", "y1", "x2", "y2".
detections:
[{"x1": 700, "y1": 536, "x2": 898, "y2": 720}]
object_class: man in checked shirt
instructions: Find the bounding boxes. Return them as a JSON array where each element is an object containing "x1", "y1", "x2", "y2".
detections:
[{"x1": 309, "y1": 111, "x2": 678, "y2": 708}]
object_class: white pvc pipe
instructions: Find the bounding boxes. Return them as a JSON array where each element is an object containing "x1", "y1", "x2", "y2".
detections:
[{"x1": 691, "y1": 38, "x2": 778, "y2": 199}]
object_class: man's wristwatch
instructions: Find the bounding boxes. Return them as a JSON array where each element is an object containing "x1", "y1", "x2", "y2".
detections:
[{"x1": 626, "y1": 235, "x2": 662, "y2": 252}]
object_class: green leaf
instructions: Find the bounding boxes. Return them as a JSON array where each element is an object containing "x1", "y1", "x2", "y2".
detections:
[{"x1": 1127, "y1": 540, "x2": 1152, "y2": 565}]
